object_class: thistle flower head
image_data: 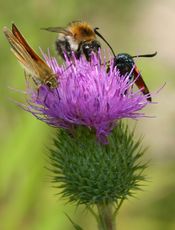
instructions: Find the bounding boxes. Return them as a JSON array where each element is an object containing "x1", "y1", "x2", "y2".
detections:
[
  {"x1": 26, "y1": 51, "x2": 150, "y2": 143},
  {"x1": 49, "y1": 122, "x2": 147, "y2": 206}
]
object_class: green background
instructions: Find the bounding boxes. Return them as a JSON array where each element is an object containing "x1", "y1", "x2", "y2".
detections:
[{"x1": 0, "y1": 0, "x2": 175, "y2": 229}]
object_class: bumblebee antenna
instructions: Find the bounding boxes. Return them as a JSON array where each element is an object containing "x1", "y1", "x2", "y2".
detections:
[
  {"x1": 94, "y1": 27, "x2": 116, "y2": 57},
  {"x1": 132, "y1": 51, "x2": 157, "y2": 58}
]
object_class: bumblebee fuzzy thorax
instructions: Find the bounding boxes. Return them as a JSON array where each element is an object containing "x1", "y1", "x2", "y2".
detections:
[{"x1": 68, "y1": 21, "x2": 96, "y2": 42}]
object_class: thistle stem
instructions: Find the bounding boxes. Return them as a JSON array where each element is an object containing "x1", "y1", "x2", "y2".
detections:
[{"x1": 97, "y1": 203, "x2": 116, "y2": 230}]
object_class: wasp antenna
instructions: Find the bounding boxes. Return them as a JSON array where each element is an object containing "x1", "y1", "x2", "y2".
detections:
[
  {"x1": 132, "y1": 51, "x2": 157, "y2": 58},
  {"x1": 94, "y1": 27, "x2": 116, "y2": 57}
]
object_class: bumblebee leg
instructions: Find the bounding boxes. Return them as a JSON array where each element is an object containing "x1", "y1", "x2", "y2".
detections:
[
  {"x1": 74, "y1": 42, "x2": 82, "y2": 60},
  {"x1": 55, "y1": 39, "x2": 72, "y2": 60}
]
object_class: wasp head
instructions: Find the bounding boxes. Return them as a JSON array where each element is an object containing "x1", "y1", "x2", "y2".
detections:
[{"x1": 113, "y1": 53, "x2": 135, "y2": 76}]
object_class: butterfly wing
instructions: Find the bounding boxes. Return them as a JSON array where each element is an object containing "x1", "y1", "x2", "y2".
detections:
[{"x1": 3, "y1": 24, "x2": 56, "y2": 87}]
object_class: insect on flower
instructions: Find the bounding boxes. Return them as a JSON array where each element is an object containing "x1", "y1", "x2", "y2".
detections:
[
  {"x1": 42, "y1": 21, "x2": 101, "y2": 61},
  {"x1": 95, "y1": 28, "x2": 157, "y2": 102},
  {"x1": 24, "y1": 51, "x2": 150, "y2": 144},
  {"x1": 3, "y1": 23, "x2": 58, "y2": 89}
]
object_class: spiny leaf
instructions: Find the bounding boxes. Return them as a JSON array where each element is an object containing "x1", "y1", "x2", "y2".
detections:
[{"x1": 65, "y1": 213, "x2": 84, "y2": 230}]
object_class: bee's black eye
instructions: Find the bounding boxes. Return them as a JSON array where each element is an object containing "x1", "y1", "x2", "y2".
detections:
[
  {"x1": 83, "y1": 44, "x2": 90, "y2": 50},
  {"x1": 82, "y1": 43, "x2": 91, "y2": 60},
  {"x1": 81, "y1": 41, "x2": 101, "y2": 61}
]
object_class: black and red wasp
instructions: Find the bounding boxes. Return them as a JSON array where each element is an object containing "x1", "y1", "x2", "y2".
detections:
[{"x1": 94, "y1": 28, "x2": 157, "y2": 102}]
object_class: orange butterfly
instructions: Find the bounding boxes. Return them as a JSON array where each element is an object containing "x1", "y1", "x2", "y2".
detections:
[{"x1": 3, "y1": 23, "x2": 58, "y2": 89}]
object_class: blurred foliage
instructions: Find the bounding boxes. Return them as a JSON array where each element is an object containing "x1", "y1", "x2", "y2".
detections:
[{"x1": 0, "y1": 0, "x2": 175, "y2": 229}]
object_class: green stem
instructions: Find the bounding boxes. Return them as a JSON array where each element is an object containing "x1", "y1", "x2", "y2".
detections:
[{"x1": 97, "y1": 203, "x2": 116, "y2": 230}]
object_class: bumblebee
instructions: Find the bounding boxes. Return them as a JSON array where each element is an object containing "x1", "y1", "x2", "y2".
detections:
[
  {"x1": 95, "y1": 29, "x2": 157, "y2": 102},
  {"x1": 43, "y1": 21, "x2": 101, "y2": 61}
]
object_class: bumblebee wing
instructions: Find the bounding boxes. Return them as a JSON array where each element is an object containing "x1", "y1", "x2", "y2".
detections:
[
  {"x1": 133, "y1": 67, "x2": 152, "y2": 102},
  {"x1": 3, "y1": 24, "x2": 53, "y2": 82},
  {"x1": 42, "y1": 26, "x2": 72, "y2": 36}
]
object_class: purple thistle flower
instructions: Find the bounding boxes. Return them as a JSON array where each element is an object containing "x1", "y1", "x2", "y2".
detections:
[{"x1": 26, "y1": 51, "x2": 150, "y2": 143}]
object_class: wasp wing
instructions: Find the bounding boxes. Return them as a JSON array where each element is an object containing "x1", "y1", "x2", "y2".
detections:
[{"x1": 133, "y1": 67, "x2": 152, "y2": 102}]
